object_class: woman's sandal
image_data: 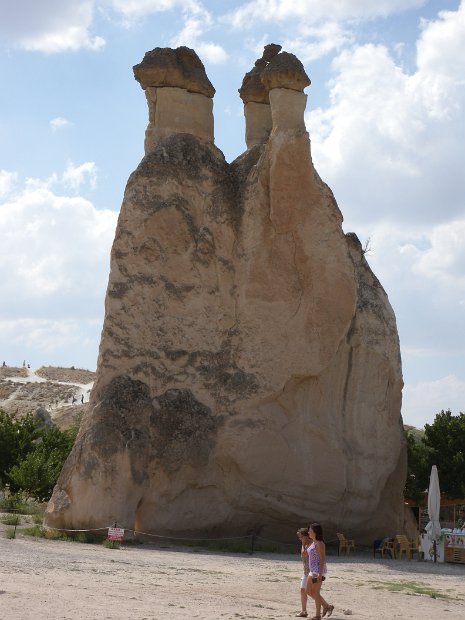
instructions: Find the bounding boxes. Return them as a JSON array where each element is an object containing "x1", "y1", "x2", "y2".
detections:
[
  {"x1": 322, "y1": 604, "x2": 334, "y2": 618},
  {"x1": 310, "y1": 616, "x2": 321, "y2": 620},
  {"x1": 295, "y1": 613, "x2": 308, "y2": 618}
]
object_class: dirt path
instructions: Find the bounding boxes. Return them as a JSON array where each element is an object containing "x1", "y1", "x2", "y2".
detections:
[
  {"x1": 0, "y1": 365, "x2": 94, "y2": 421},
  {"x1": 1, "y1": 534, "x2": 464, "y2": 620}
]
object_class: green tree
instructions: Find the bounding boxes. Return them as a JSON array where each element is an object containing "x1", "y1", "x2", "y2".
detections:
[
  {"x1": 0, "y1": 409, "x2": 79, "y2": 501},
  {"x1": 0, "y1": 411, "x2": 39, "y2": 486},
  {"x1": 423, "y1": 410, "x2": 465, "y2": 498},
  {"x1": 404, "y1": 428, "x2": 431, "y2": 503},
  {"x1": 8, "y1": 424, "x2": 78, "y2": 502}
]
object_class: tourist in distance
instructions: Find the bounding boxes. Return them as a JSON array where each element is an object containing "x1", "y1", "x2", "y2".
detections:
[
  {"x1": 295, "y1": 527, "x2": 311, "y2": 617},
  {"x1": 306, "y1": 523, "x2": 334, "y2": 619}
]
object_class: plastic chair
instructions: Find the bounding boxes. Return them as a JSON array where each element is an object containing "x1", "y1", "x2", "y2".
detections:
[
  {"x1": 374, "y1": 537, "x2": 394, "y2": 559},
  {"x1": 395, "y1": 535, "x2": 413, "y2": 560},
  {"x1": 337, "y1": 532, "x2": 355, "y2": 555}
]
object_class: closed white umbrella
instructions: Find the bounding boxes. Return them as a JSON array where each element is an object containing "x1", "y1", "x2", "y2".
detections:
[{"x1": 425, "y1": 465, "x2": 441, "y2": 562}]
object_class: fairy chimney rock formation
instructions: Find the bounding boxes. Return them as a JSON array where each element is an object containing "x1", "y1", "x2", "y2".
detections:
[
  {"x1": 134, "y1": 46, "x2": 215, "y2": 153},
  {"x1": 239, "y1": 47, "x2": 310, "y2": 147},
  {"x1": 239, "y1": 44, "x2": 278, "y2": 149},
  {"x1": 46, "y1": 45, "x2": 406, "y2": 544}
]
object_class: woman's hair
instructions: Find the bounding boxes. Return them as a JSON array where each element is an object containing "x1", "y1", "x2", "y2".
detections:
[
  {"x1": 297, "y1": 527, "x2": 309, "y2": 537},
  {"x1": 309, "y1": 522, "x2": 324, "y2": 541}
]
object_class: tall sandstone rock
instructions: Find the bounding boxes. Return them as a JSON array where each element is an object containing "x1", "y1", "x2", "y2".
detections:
[{"x1": 46, "y1": 46, "x2": 407, "y2": 542}]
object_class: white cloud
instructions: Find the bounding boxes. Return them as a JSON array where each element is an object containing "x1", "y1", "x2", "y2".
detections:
[
  {"x1": 402, "y1": 375, "x2": 465, "y2": 427},
  {"x1": 0, "y1": 0, "x2": 105, "y2": 52},
  {"x1": 357, "y1": 220, "x2": 465, "y2": 350},
  {"x1": 196, "y1": 42, "x2": 228, "y2": 64},
  {"x1": 50, "y1": 117, "x2": 73, "y2": 132},
  {"x1": 228, "y1": 0, "x2": 426, "y2": 29},
  {"x1": 417, "y1": 3, "x2": 465, "y2": 77},
  {"x1": 0, "y1": 171, "x2": 117, "y2": 303},
  {"x1": 1, "y1": 318, "x2": 92, "y2": 354},
  {"x1": 170, "y1": 11, "x2": 227, "y2": 64},
  {"x1": 0, "y1": 0, "x2": 226, "y2": 60},
  {"x1": 0, "y1": 170, "x2": 17, "y2": 198},
  {"x1": 62, "y1": 162, "x2": 98, "y2": 192},
  {"x1": 307, "y1": 2, "x2": 465, "y2": 229},
  {"x1": 409, "y1": 220, "x2": 465, "y2": 290},
  {"x1": 106, "y1": 0, "x2": 204, "y2": 20},
  {"x1": 0, "y1": 316, "x2": 104, "y2": 369},
  {"x1": 282, "y1": 21, "x2": 352, "y2": 62}
]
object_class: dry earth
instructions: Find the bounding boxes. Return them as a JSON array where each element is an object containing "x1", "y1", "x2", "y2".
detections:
[
  {"x1": 1, "y1": 530, "x2": 464, "y2": 620},
  {"x1": 0, "y1": 366, "x2": 95, "y2": 429},
  {"x1": 35, "y1": 367, "x2": 96, "y2": 384}
]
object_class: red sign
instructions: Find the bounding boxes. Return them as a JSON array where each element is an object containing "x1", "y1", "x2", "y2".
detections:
[{"x1": 107, "y1": 527, "x2": 124, "y2": 542}]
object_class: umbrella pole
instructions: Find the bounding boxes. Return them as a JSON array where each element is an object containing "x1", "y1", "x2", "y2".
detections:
[{"x1": 433, "y1": 540, "x2": 437, "y2": 563}]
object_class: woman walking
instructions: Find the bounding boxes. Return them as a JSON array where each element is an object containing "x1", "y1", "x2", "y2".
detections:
[
  {"x1": 306, "y1": 523, "x2": 334, "y2": 619},
  {"x1": 296, "y1": 527, "x2": 311, "y2": 617}
]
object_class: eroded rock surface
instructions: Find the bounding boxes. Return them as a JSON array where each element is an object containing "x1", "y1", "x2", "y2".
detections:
[
  {"x1": 133, "y1": 46, "x2": 215, "y2": 97},
  {"x1": 46, "y1": 46, "x2": 406, "y2": 543},
  {"x1": 239, "y1": 43, "x2": 282, "y2": 104},
  {"x1": 134, "y1": 47, "x2": 214, "y2": 154}
]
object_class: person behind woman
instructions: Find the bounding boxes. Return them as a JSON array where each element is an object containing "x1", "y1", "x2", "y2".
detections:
[
  {"x1": 296, "y1": 527, "x2": 311, "y2": 617},
  {"x1": 306, "y1": 523, "x2": 334, "y2": 619}
]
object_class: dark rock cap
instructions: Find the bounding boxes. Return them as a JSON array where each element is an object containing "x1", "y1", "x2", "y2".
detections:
[
  {"x1": 261, "y1": 51, "x2": 311, "y2": 92},
  {"x1": 133, "y1": 46, "x2": 215, "y2": 98},
  {"x1": 238, "y1": 43, "x2": 282, "y2": 104}
]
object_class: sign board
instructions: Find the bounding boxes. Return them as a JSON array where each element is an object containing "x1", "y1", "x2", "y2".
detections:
[{"x1": 107, "y1": 527, "x2": 124, "y2": 542}]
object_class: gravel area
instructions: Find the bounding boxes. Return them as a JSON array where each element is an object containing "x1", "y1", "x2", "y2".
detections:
[{"x1": 1, "y1": 532, "x2": 464, "y2": 620}]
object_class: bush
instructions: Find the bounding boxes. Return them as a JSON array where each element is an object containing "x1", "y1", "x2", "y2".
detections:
[
  {"x1": 9, "y1": 448, "x2": 62, "y2": 503},
  {"x1": 0, "y1": 412, "x2": 39, "y2": 487},
  {"x1": 20, "y1": 525, "x2": 71, "y2": 541},
  {"x1": 0, "y1": 514, "x2": 21, "y2": 526},
  {"x1": 0, "y1": 490, "x2": 30, "y2": 513},
  {"x1": 0, "y1": 409, "x2": 79, "y2": 502}
]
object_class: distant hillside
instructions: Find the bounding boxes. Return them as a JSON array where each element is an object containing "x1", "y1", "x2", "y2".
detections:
[
  {"x1": 0, "y1": 365, "x2": 95, "y2": 430},
  {"x1": 404, "y1": 423, "x2": 425, "y2": 439}
]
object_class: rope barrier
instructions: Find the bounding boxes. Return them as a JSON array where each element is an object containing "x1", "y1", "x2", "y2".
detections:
[
  {"x1": 255, "y1": 535, "x2": 296, "y2": 547},
  {"x1": 133, "y1": 529, "x2": 249, "y2": 542},
  {"x1": 3, "y1": 514, "x2": 308, "y2": 553},
  {"x1": 42, "y1": 525, "x2": 110, "y2": 533},
  {"x1": 39, "y1": 524, "x2": 252, "y2": 542}
]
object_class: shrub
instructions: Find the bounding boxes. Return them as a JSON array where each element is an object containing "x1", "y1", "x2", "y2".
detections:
[
  {"x1": 0, "y1": 514, "x2": 21, "y2": 526},
  {"x1": 0, "y1": 409, "x2": 79, "y2": 502}
]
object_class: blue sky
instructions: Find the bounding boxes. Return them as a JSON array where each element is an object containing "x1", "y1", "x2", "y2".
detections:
[{"x1": 0, "y1": 0, "x2": 464, "y2": 428}]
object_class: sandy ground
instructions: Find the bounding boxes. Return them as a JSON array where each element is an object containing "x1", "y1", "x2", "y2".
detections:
[{"x1": 1, "y1": 533, "x2": 464, "y2": 620}]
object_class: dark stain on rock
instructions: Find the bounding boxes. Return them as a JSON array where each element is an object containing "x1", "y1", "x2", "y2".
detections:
[
  {"x1": 160, "y1": 276, "x2": 195, "y2": 300},
  {"x1": 162, "y1": 348, "x2": 189, "y2": 361},
  {"x1": 125, "y1": 134, "x2": 255, "y2": 231},
  {"x1": 85, "y1": 375, "x2": 153, "y2": 484},
  {"x1": 193, "y1": 225, "x2": 216, "y2": 266},
  {"x1": 150, "y1": 388, "x2": 221, "y2": 471},
  {"x1": 188, "y1": 348, "x2": 258, "y2": 398},
  {"x1": 108, "y1": 282, "x2": 130, "y2": 298},
  {"x1": 132, "y1": 133, "x2": 227, "y2": 182}
]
